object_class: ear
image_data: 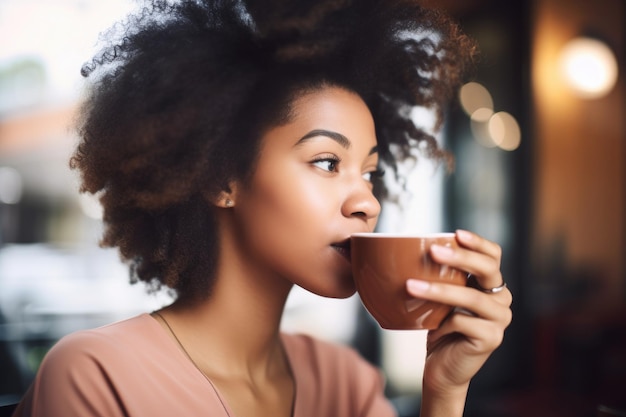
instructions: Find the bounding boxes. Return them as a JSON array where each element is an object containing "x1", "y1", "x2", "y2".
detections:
[{"x1": 214, "y1": 182, "x2": 239, "y2": 208}]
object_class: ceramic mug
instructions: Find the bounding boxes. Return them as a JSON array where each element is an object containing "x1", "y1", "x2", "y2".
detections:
[{"x1": 351, "y1": 232, "x2": 467, "y2": 330}]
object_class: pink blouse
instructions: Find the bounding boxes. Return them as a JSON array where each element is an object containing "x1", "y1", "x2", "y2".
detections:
[{"x1": 13, "y1": 313, "x2": 397, "y2": 416}]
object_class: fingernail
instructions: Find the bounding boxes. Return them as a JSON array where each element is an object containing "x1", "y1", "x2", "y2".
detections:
[
  {"x1": 456, "y1": 229, "x2": 473, "y2": 241},
  {"x1": 407, "y1": 279, "x2": 430, "y2": 293},
  {"x1": 431, "y1": 244, "x2": 454, "y2": 257}
]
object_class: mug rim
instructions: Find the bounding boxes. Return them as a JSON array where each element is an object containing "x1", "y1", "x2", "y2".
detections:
[{"x1": 351, "y1": 232, "x2": 455, "y2": 238}]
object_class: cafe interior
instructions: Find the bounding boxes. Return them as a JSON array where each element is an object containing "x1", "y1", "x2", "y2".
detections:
[{"x1": 0, "y1": 0, "x2": 624, "y2": 416}]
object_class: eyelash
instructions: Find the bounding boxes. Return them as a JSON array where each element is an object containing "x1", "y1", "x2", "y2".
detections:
[
  {"x1": 311, "y1": 155, "x2": 385, "y2": 183},
  {"x1": 363, "y1": 168, "x2": 386, "y2": 182},
  {"x1": 311, "y1": 154, "x2": 341, "y2": 173}
]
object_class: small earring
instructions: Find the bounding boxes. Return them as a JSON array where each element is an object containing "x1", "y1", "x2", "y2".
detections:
[{"x1": 224, "y1": 198, "x2": 233, "y2": 207}]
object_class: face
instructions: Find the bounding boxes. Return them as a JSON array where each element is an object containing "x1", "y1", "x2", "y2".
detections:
[{"x1": 230, "y1": 86, "x2": 381, "y2": 298}]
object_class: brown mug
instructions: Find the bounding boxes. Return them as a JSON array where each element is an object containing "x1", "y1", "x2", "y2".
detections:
[{"x1": 351, "y1": 232, "x2": 467, "y2": 330}]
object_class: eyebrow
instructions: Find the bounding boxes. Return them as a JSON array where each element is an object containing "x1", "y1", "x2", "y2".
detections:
[{"x1": 296, "y1": 129, "x2": 378, "y2": 155}]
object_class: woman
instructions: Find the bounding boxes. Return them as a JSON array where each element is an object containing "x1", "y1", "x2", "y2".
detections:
[{"x1": 13, "y1": 0, "x2": 512, "y2": 416}]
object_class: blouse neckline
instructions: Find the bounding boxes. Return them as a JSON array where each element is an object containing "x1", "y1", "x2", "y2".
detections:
[{"x1": 144, "y1": 313, "x2": 298, "y2": 417}]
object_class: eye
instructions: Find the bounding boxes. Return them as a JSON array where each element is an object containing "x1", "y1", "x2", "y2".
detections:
[
  {"x1": 362, "y1": 168, "x2": 385, "y2": 183},
  {"x1": 311, "y1": 155, "x2": 340, "y2": 173}
]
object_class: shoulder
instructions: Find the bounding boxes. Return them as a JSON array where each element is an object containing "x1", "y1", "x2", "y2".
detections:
[
  {"x1": 15, "y1": 314, "x2": 164, "y2": 417},
  {"x1": 17, "y1": 314, "x2": 243, "y2": 416},
  {"x1": 35, "y1": 313, "x2": 166, "y2": 390},
  {"x1": 44, "y1": 313, "x2": 158, "y2": 366}
]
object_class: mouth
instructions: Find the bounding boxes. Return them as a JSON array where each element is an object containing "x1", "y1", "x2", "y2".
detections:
[{"x1": 331, "y1": 239, "x2": 351, "y2": 262}]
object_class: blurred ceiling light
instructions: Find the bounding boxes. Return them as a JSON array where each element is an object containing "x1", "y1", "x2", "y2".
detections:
[
  {"x1": 460, "y1": 81, "x2": 521, "y2": 151},
  {"x1": 0, "y1": 166, "x2": 23, "y2": 204},
  {"x1": 471, "y1": 111, "x2": 522, "y2": 151},
  {"x1": 488, "y1": 112, "x2": 521, "y2": 151},
  {"x1": 470, "y1": 107, "x2": 494, "y2": 123},
  {"x1": 459, "y1": 82, "x2": 494, "y2": 115},
  {"x1": 560, "y1": 37, "x2": 618, "y2": 99}
]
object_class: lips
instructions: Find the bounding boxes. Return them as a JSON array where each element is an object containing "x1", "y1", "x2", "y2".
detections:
[{"x1": 331, "y1": 239, "x2": 351, "y2": 261}]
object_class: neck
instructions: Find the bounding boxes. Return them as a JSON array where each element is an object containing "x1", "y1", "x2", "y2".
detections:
[
  {"x1": 164, "y1": 276, "x2": 292, "y2": 378},
  {"x1": 157, "y1": 216, "x2": 294, "y2": 381}
]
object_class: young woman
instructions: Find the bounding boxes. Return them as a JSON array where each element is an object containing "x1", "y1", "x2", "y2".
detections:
[{"x1": 13, "y1": 1, "x2": 512, "y2": 416}]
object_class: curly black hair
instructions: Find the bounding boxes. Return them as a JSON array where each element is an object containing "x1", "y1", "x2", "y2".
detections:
[{"x1": 71, "y1": 0, "x2": 477, "y2": 303}]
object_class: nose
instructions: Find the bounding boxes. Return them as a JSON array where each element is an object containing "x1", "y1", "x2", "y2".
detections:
[{"x1": 341, "y1": 181, "x2": 381, "y2": 221}]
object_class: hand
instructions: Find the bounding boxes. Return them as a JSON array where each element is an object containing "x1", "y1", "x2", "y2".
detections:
[{"x1": 406, "y1": 230, "x2": 513, "y2": 414}]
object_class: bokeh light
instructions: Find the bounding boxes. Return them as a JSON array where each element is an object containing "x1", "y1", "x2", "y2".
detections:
[
  {"x1": 460, "y1": 82, "x2": 521, "y2": 151},
  {"x1": 459, "y1": 81, "x2": 494, "y2": 116},
  {"x1": 488, "y1": 111, "x2": 521, "y2": 151},
  {"x1": 560, "y1": 37, "x2": 618, "y2": 99}
]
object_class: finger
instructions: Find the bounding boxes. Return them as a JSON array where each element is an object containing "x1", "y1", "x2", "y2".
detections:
[
  {"x1": 466, "y1": 274, "x2": 507, "y2": 294},
  {"x1": 428, "y1": 313, "x2": 507, "y2": 354},
  {"x1": 429, "y1": 244, "x2": 503, "y2": 289},
  {"x1": 406, "y1": 279, "x2": 513, "y2": 320},
  {"x1": 455, "y1": 229, "x2": 502, "y2": 261},
  {"x1": 431, "y1": 230, "x2": 504, "y2": 288}
]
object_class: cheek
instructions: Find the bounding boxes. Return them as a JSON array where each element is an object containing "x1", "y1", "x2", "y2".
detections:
[
  {"x1": 243, "y1": 163, "x2": 334, "y2": 232},
  {"x1": 234, "y1": 164, "x2": 340, "y2": 273},
  {"x1": 246, "y1": 194, "x2": 306, "y2": 244},
  {"x1": 236, "y1": 179, "x2": 355, "y2": 297}
]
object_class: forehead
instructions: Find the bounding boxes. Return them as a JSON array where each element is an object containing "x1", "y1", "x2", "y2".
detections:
[
  {"x1": 287, "y1": 86, "x2": 375, "y2": 133},
  {"x1": 253, "y1": 85, "x2": 379, "y2": 165}
]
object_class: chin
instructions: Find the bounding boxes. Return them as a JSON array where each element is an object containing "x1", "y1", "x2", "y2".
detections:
[
  {"x1": 327, "y1": 286, "x2": 357, "y2": 299},
  {"x1": 317, "y1": 276, "x2": 357, "y2": 299},
  {"x1": 292, "y1": 264, "x2": 357, "y2": 299},
  {"x1": 306, "y1": 287, "x2": 356, "y2": 300},
  {"x1": 335, "y1": 271, "x2": 358, "y2": 298}
]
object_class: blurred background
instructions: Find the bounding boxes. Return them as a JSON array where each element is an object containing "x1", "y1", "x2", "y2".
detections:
[{"x1": 0, "y1": 0, "x2": 624, "y2": 416}]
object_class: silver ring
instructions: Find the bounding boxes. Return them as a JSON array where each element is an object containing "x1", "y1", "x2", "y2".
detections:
[
  {"x1": 467, "y1": 274, "x2": 507, "y2": 294},
  {"x1": 480, "y1": 282, "x2": 507, "y2": 294}
]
